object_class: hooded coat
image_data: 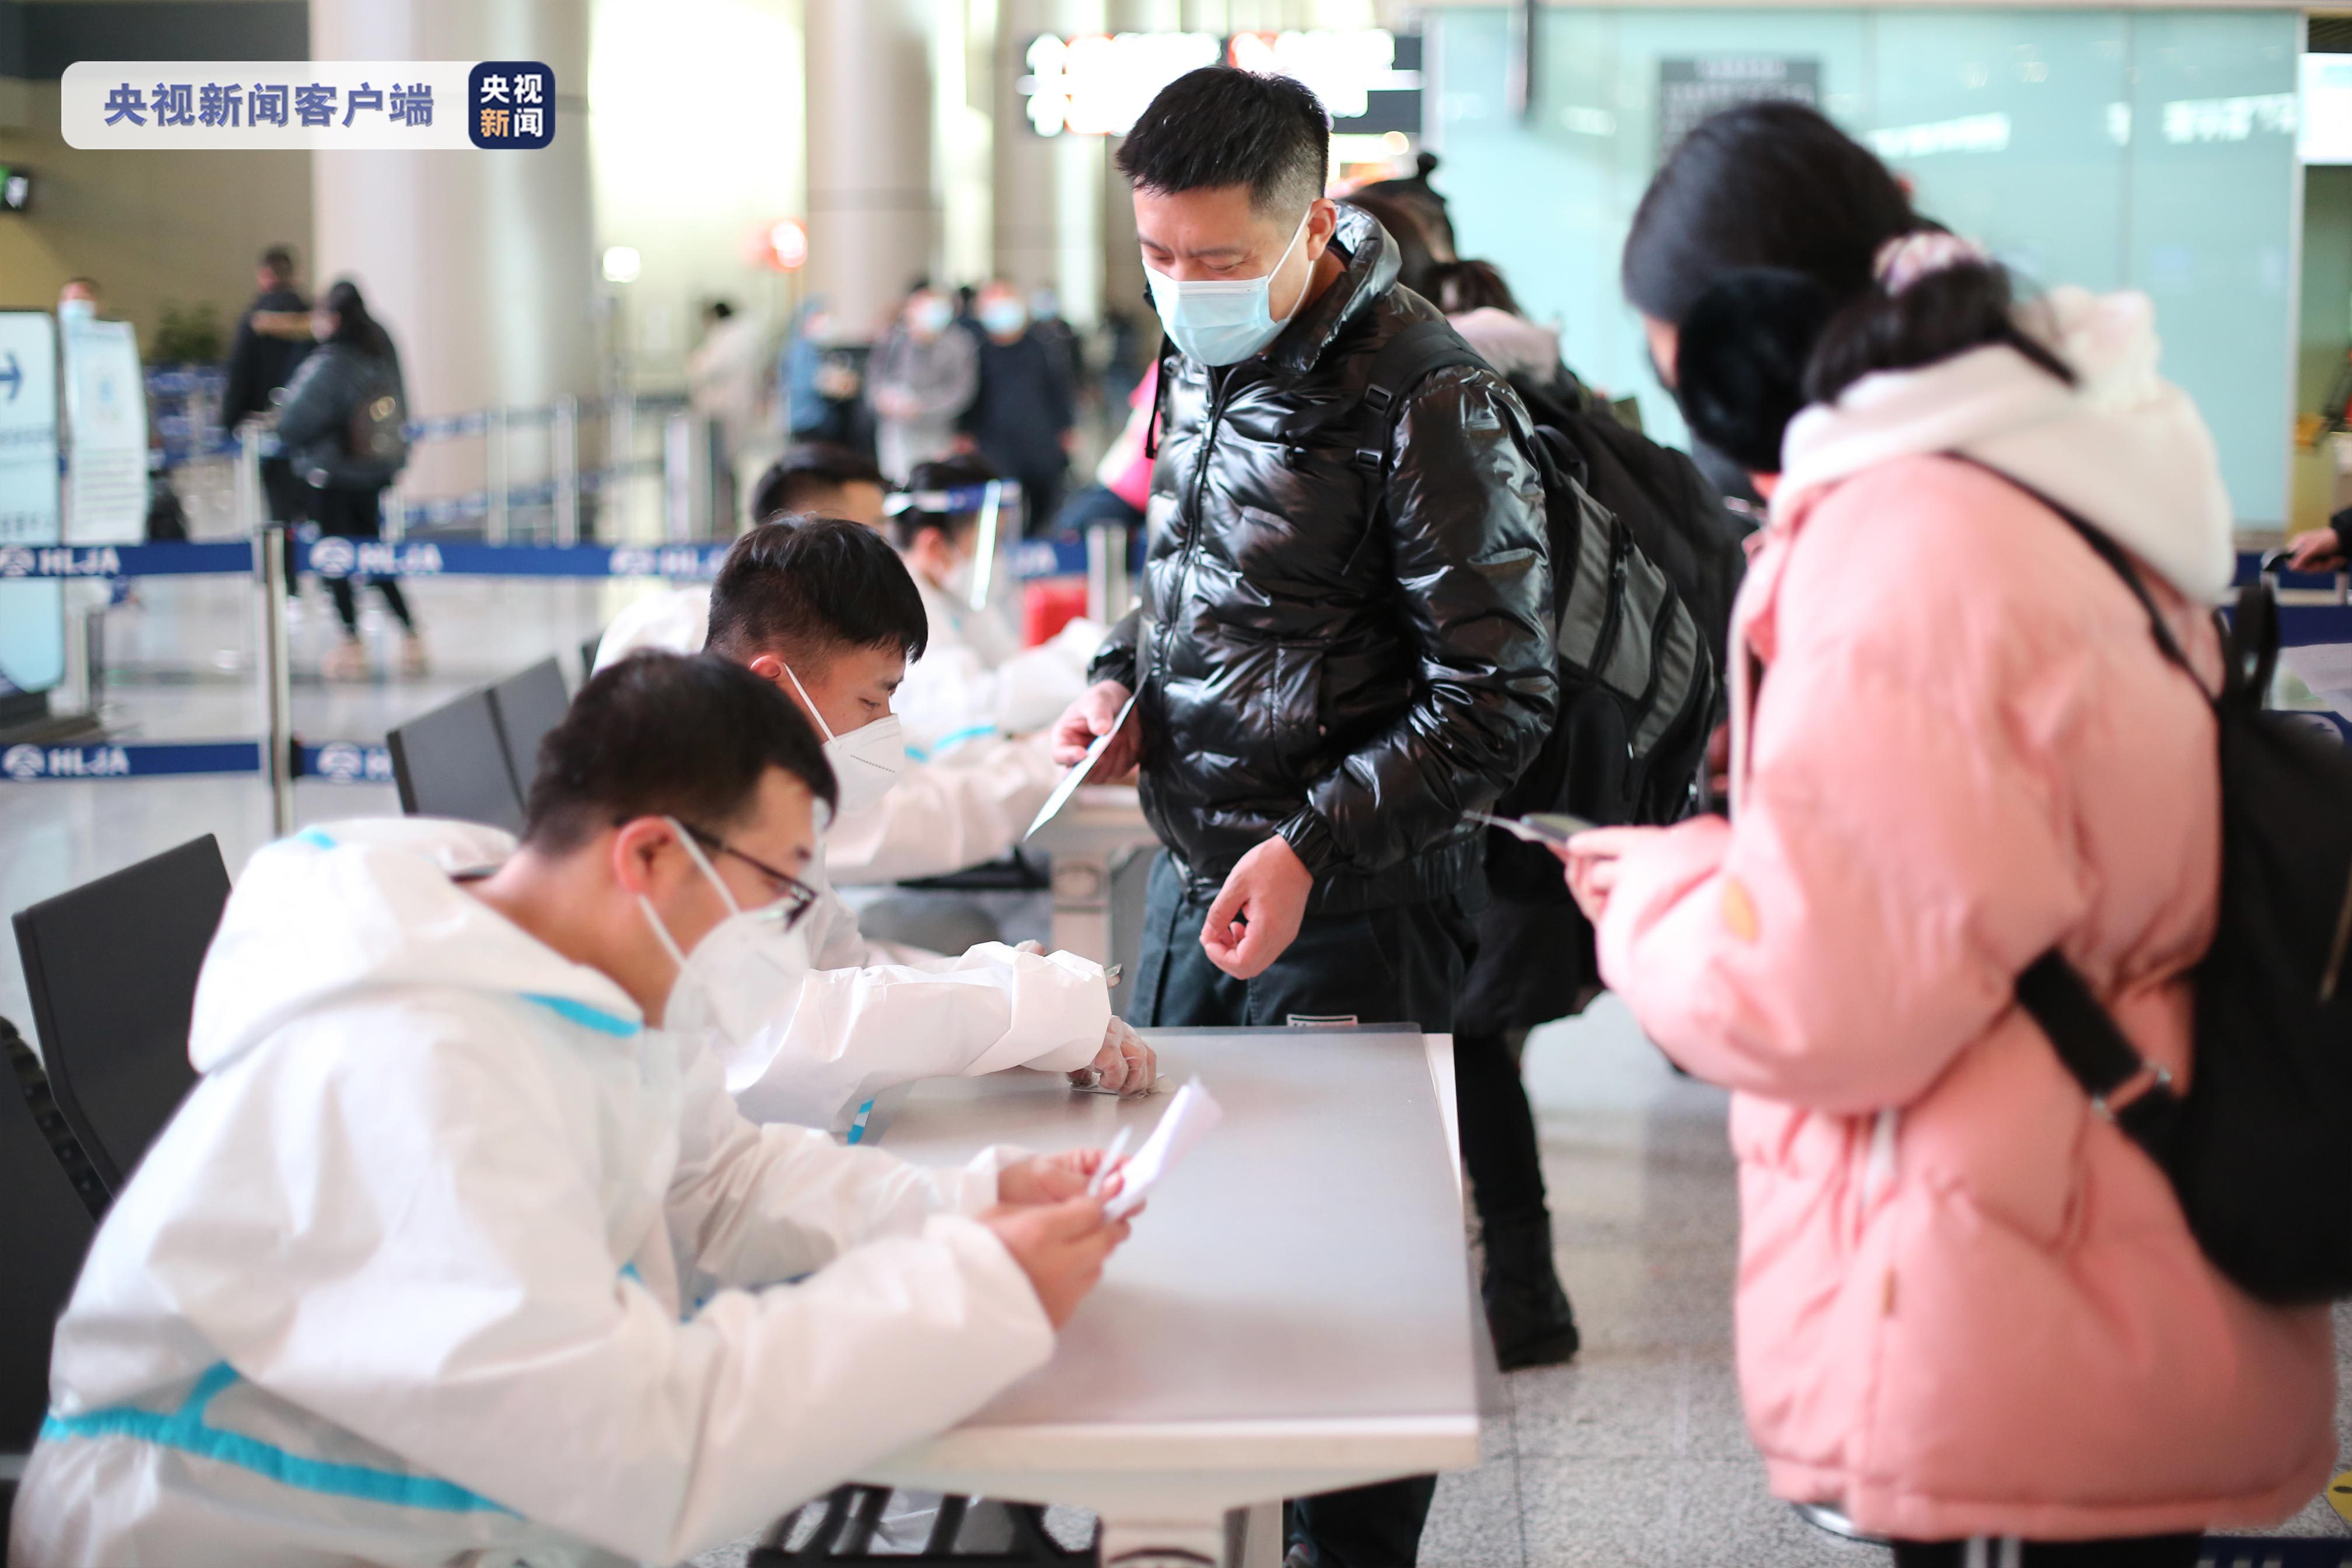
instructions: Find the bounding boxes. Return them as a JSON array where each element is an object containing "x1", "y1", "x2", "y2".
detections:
[
  {"x1": 12, "y1": 820, "x2": 1056, "y2": 1568},
  {"x1": 1588, "y1": 289, "x2": 2333, "y2": 1540}
]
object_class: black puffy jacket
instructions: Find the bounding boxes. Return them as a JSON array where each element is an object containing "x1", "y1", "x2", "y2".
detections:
[
  {"x1": 275, "y1": 339, "x2": 405, "y2": 490},
  {"x1": 1090, "y1": 209, "x2": 1556, "y2": 914}
]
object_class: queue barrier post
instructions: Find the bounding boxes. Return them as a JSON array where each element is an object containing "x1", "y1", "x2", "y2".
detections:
[
  {"x1": 486, "y1": 407, "x2": 510, "y2": 546},
  {"x1": 554, "y1": 395, "x2": 581, "y2": 548},
  {"x1": 1087, "y1": 522, "x2": 1132, "y2": 626},
  {"x1": 663, "y1": 410, "x2": 696, "y2": 542},
  {"x1": 254, "y1": 527, "x2": 295, "y2": 836}
]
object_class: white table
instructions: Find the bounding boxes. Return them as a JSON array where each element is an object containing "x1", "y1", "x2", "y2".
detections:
[
  {"x1": 859, "y1": 1027, "x2": 1474, "y2": 1567},
  {"x1": 1024, "y1": 784, "x2": 1158, "y2": 964}
]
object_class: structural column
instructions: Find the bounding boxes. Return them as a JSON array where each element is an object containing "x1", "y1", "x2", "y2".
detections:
[
  {"x1": 307, "y1": 0, "x2": 597, "y2": 426},
  {"x1": 805, "y1": 0, "x2": 938, "y2": 338},
  {"x1": 994, "y1": 0, "x2": 1108, "y2": 326}
]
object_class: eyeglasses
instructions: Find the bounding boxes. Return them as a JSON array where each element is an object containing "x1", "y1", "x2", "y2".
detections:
[{"x1": 679, "y1": 823, "x2": 818, "y2": 930}]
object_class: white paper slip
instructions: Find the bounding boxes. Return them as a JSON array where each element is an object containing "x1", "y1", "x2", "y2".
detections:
[
  {"x1": 1025, "y1": 690, "x2": 1140, "y2": 840},
  {"x1": 1104, "y1": 1076, "x2": 1222, "y2": 1220},
  {"x1": 1468, "y1": 810, "x2": 1599, "y2": 846}
]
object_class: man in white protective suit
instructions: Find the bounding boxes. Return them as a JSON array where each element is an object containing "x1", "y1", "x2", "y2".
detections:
[
  {"x1": 11, "y1": 653, "x2": 1134, "y2": 1568},
  {"x1": 886, "y1": 456, "x2": 1102, "y2": 779},
  {"x1": 594, "y1": 517, "x2": 1155, "y2": 1130}
]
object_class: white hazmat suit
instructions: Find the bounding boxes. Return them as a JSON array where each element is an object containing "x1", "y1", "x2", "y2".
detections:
[
  {"x1": 592, "y1": 590, "x2": 1110, "y2": 1131},
  {"x1": 11, "y1": 819, "x2": 1057, "y2": 1568}
]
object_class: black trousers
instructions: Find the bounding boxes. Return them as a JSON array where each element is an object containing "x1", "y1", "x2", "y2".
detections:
[
  {"x1": 1454, "y1": 1028, "x2": 1549, "y2": 1233},
  {"x1": 1131, "y1": 850, "x2": 1471, "y2": 1568},
  {"x1": 1892, "y1": 1536, "x2": 2204, "y2": 1568},
  {"x1": 310, "y1": 485, "x2": 412, "y2": 636}
]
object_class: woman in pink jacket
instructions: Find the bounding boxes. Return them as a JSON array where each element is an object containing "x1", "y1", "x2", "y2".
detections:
[{"x1": 1570, "y1": 103, "x2": 2334, "y2": 1567}]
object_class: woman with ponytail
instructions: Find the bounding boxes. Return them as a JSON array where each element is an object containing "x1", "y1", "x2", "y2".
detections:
[{"x1": 1569, "y1": 103, "x2": 2332, "y2": 1564}]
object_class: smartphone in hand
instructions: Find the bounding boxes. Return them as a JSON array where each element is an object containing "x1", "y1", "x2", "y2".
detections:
[{"x1": 1468, "y1": 810, "x2": 1600, "y2": 847}]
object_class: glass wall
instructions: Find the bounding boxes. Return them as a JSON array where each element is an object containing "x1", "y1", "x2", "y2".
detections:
[{"x1": 1427, "y1": 6, "x2": 2300, "y2": 527}]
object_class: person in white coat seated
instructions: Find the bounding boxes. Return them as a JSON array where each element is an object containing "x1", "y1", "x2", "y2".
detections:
[
  {"x1": 11, "y1": 652, "x2": 1135, "y2": 1568},
  {"x1": 592, "y1": 442, "x2": 894, "y2": 664},
  {"x1": 596, "y1": 517, "x2": 1155, "y2": 1130},
  {"x1": 887, "y1": 454, "x2": 1101, "y2": 769}
]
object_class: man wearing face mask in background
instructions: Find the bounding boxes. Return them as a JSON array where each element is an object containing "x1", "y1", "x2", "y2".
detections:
[
  {"x1": 1048, "y1": 68, "x2": 1555, "y2": 1568},
  {"x1": 957, "y1": 280, "x2": 1077, "y2": 532},
  {"x1": 869, "y1": 281, "x2": 978, "y2": 484},
  {"x1": 13, "y1": 653, "x2": 1135, "y2": 1568},
  {"x1": 594, "y1": 518, "x2": 1154, "y2": 1130}
]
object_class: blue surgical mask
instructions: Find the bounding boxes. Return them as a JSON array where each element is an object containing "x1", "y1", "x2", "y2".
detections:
[
  {"x1": 1145, "y1": 210, "x2": 1312, "y2": 367},
  {"x1": 911, "y1": 298, "x2": 954, "y2": 337},
  {"x1": 979, "y1": 302, "x2": 1026, "y2": 337},
  {"x1": 57, "y1": 299, "x2": 94, "y2": 326}
]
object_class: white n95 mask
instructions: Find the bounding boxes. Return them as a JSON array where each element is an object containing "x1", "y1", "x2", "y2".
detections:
[
  {"x1": 639, "y1": 817, "x2": 811, "y2": 1049},
  {"x1": 1144, "y1": 208, "x2": 1312, "y2": 368},
  {"x1": 782, "y1": 664, "x2": 906, "y2": 813}
]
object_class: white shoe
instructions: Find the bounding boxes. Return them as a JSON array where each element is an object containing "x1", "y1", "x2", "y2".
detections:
[{"x1": 321, "y1": 638, "x2": 368, "y2": 681}]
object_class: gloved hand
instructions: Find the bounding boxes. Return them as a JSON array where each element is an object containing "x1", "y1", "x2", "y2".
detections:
[{"x1": 1070, "y1": 1016, "x2": 1156, "y2": 1096}]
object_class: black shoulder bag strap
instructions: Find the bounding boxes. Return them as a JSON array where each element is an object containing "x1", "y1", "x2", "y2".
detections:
[
  {"x1": 1957, "y1": 458, "x2": 2199, "y2": 1161},
  {"x1": 1353, "y1": 318, "x2": 1491, "y2": 475}
]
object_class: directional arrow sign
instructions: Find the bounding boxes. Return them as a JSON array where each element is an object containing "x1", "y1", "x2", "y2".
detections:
[{"x1": 0, "y1": 352, "x2": 19, "y2": 402}]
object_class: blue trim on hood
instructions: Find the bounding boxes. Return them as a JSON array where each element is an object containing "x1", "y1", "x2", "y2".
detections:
[
  {"x1": 520, "y1": 993, "x2": 641, "y2": 1037},
  {"x1": 41, "y1": 1363, "x2": 513, "y2": 1516},
  {"x1": 292, "y1": 827, "x2": 337, "y2": 849}
]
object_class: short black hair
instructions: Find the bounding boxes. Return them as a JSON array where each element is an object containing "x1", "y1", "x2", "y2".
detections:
[
  {"x1": 523, "y1": 651, "x2": 836, "y2": 854},
  {"x1": 750, "y1": 442, "x2": 887, "y2": 527},
  {"x1": 260, "y1": 245, "x2": 295, "y2": 279},
  {"x1": 895, "y1": 454, "x2": 999, "y2": 550},
  {"x1": 704, "y1": 516, "x2": 929, "y2": 666},
  {"x1": 1116, "y1": 68, "x2": 1329, "y2": 217}
]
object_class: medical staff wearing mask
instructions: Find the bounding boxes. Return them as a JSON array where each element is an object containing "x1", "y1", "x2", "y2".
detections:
[
  {"x1": 13, "y1": 653, "x2": 1134, "y2": 1568},
  {"x1": 594, "y1": 518, "x2": 1155, "y2": 1129},
  {"x1": 890, "y1": 455, "x2": 1101, "y2": 762}
]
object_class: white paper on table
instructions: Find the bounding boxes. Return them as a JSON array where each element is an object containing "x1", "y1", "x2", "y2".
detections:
[
  {"x1": 1105, "y1": 1076, "x2": 1222, "y2": 1219},
  {"x1": 1024, "y1": 690, "x2": 1140, "y2": 841},
  {"x1": 2283, "y1": 642, "x2": 2352, "y2": 718}
]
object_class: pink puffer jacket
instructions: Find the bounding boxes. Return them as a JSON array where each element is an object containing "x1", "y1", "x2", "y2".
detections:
[{"x1": 1592, "y1": 435, "x2": 2333, "y2": 1537}]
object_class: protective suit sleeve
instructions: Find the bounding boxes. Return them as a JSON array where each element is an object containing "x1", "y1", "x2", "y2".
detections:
[
  {"x1": 667, "y1": 1026, "x2": 1019, "y2": 1287},
  {"x1": 178, "y1": 999, "x2": 1055, "y2": 1566},
  {"x1": 727, "y1": 944, "x2": 1111, "y2": 1130},
  {"x1": 823, "y1": 735, "x2": 1063, "y2": 887}
]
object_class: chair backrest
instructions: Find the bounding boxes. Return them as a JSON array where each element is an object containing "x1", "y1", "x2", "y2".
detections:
[
  {"x1": 487, "y1": 657, "x2": 570, "y2": 802},
  {"x1": 386, "y1": 688, "x2": 525, "y2": 834},
  {"x1": 10, "y1": 835, "x2": 229, "y2": 1195},
  {"x1": 0, "y1": 1017, "x2": 99, "y2": 1452}
]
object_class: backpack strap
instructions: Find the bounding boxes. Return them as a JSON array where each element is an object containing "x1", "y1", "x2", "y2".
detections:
[
  {"x1": 1954, "y1": 457, "x2": 2192, "y2": 1161},
  {"x1": 2015, "y1": 953, "x2": 2183, "y2": 1160},
  {"x1": 1353, "y1": 318, "x2": 1492, "y2": 473}
]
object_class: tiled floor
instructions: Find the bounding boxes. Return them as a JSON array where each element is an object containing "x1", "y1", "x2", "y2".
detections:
[{"x1": 9, "y1": 588, "x2": 2350, "y2": 1568}]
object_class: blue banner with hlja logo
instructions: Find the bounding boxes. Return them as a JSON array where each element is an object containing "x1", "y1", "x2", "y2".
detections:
[{"x1": 469, "y1": 61, "x2": 552, "y2": 148}]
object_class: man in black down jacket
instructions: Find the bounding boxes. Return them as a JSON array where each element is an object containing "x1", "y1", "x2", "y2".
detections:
[
  {"x1": 1050, "y1": 69, "x2": 1555, "y2": 1568},
  {"x1": 220, "y1": 244, "x2": 315, "y2": 531}
]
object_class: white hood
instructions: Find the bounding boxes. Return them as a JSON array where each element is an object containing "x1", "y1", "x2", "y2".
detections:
[
  {"x1": 1776, "y1": 287, "x2": 2236, "y2": 604},
  {"x1": 1448, "y1": 307, "x2": 1563, "y2": 383},
  {"x1": 189, "y1": 818, "x2": 643, "y2": 1072}
]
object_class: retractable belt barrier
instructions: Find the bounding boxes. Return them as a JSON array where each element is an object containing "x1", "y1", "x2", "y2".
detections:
[{"x1": 4, "y1": 503, "x2": 1112, "y2": 800}]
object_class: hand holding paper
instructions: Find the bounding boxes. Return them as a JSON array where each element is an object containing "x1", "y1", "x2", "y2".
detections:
[
  {"x1": 1104, "y1": 1077, "x2": 1222, "y2": 1220},
  {"x1": 1028, "y1": 689, "x2": 1142, "y2": 840}
]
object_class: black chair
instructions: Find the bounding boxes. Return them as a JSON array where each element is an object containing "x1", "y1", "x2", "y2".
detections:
[
  {"x1": 487, "y1": 657, "x2": 570, "y2": 796},
  {"x1": 12, "y1": 835, "x2": 229, "y2": 1196},
  {"x1": 387, "y1": 688, "x2": 526, "y2": 834},
  {"x1": 0, "y1": 1016, "x2": 100, "y2": 1510}
]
